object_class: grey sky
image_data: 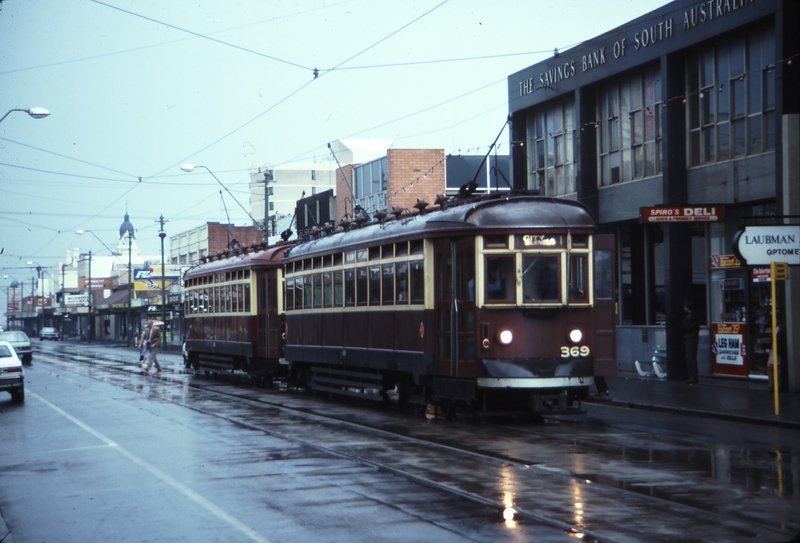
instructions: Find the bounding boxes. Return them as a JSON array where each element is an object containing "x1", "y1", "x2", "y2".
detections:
[{"x1": 1, "y1": 0, "x2": 671, "y2": 291}]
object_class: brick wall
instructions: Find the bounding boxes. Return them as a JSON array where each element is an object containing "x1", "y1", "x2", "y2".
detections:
[
  {"x1": 387, "y1": 148, "x2": 445, "y2": 213},
  {"x1": 335, "y1": 164, "x2": 355, "y2": 222},
  {"x1": 207, "y1": 222, "x2": 262, "y2": 254}
]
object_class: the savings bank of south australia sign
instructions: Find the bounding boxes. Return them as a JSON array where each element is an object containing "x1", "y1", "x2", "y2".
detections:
[{"x1": 734, "y1": 226, "x2": 800, "y2": 266}]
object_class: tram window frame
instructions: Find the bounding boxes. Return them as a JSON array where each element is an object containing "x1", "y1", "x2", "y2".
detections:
[
  {"x1": 232, "y1": 284, "x2": 239, "y2": 312},
  {"x1": 396, "y1": 262, "x2": 409, "y2": 304},
  {"x1": 356, "y1": 268, "x2": 368, "y2": 306},
  {"x1": 345, "y1": 269, "x2": 356, "y2": 307},
  {"x1": 286, "y1": 277, "x2": 294, "y2": 310},
  {"x1": 333, "y1": 270, "x2": 344, "y2": 306},
  {"x1": 521, "y1": 255, "x2": 561, "y2": 303},
  {"x1": 410, "y1": 240, "x2": 424, "y2": 255},
  {"x1": 294, "y1": 277, "x2": 303, "y2": 310},
  {"x1": 485, "y1": 256, "x2": 515, "y2": 302},
  {"x1": 382, "y1": 264, "x2": 394, "y2": 306},
  {"x1": 356, "y1": 249, "x2": 368, "y2": 262},
  {"x1": 313, "y1": 274, "x2": 323, "y2": 308},
  {"x1": 568, "y1": 255, "x2": 589, "y2": 302},
  {"x1": 381, "y1": 244, "x2": 393, "y2": 259},
  {"x1": 345, "y1": 251, "x2": 356, "y2": 264},
  {"x1": 484, "y1": 235, "x2": 508, "y2": 249},
  {"x1": 571, "y1": 234, "x2": 589, "y2": 248},
  {"x1": 410, "y1": 261, "x2": 425, "y2": 304},
  {"x1": 369, "y1": 247, "x2": 380, "y2": 261},
  {"x1": 396, "y1": 242, "x2": 409, "y2": 257},
  {"x1": 369, "y1": 265, "x2": 381, "y2": 305},
  {"x1": 323, "y1": 271, "x2": 333, "y2": 308},
  {"x1": 303, "y1": 276, "x2": 312, "y2": 309},
  {"x1": 333, "y1": 253, "x2": 343, "y2": 266}
]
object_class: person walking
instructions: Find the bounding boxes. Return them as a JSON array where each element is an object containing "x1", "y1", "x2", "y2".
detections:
[
  {"x1": 682, "y1": 300, "x2": 700, "y2": 384},
  {"x1": 141, "y1": 319, "x2": 162, "y2": 376}
]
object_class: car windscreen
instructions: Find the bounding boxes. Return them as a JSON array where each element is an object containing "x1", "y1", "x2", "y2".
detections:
[{"x1": 0, "y1": 332, "x2": 26, "y2": 342}]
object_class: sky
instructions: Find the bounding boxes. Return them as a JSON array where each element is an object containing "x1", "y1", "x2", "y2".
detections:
[{"x1": 0, "y1": 0, "x2": 672, "y2": 296}]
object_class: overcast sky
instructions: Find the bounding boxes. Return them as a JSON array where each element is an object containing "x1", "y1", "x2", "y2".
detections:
[{"x1": 1, "y1": 0, "x2": 671, "y2": 294}]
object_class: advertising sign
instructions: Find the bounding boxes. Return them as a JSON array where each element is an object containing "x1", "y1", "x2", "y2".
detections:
[
  {"x1": 641, "y1": 206, "x2": 724, "y2": 223},
  {"x1": 709, "y1": 254, "x2": 741, "y2": 269},
  {"x1": 148, "y1": 265, "x2": 185, "y2": 278},
  {"x1": 65, "y1": 293, "x2": 89, "y2": 306},
  {"x1": 733, "y1": 225, "x2": 800, "y2": 266},
  {"x1": 711, "y1": 323, "x2": 747, "y2": 377}
]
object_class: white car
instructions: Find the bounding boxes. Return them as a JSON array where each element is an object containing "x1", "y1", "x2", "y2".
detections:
[{"x1": 0, "y1": 340, "x2": 25, "y2": 403}]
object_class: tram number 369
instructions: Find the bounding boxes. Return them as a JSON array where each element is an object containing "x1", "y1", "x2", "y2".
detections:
[{"x1": 561, "y1": 346, "x2": 591, "y2": 358}]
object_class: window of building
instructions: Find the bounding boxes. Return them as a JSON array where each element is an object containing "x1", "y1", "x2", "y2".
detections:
[
  {"x1": 597, "y1": 65, "x2": 662, "y2": 186},
  {"x1": 686, "y1": 25, "x2": 775, "y2": 166},
  {"x1": 353, "y1": 156, "x2": 389, "y2": 213},
  {"x1": 526, "y1": 100, "x2": 576, "y2": 195}
]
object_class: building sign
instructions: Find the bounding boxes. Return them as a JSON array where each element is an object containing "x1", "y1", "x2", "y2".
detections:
[
  {"x1": 733, "y1": 225, "x2": 800, "y2": 266},
  {"x1": 752, "y1": 267, "x2": 772, "y2": 282},
  {"x1": 65, "y1": 293, "x2": 89, "y2": 306},
  {"x1": 134, "y1": 279, "x2": 171, "y2": 292},
  {"x1": 148, "y1": 265, "x2": 185, "y2": 278},
  {"x1": 709, "y1": 254, "x2": 740, "y2": 269},
  {"x1": 7, "y1": 302, "x2": 19, "y2": 311},
  {"x1": 515, "y1": 0, "x2": 757, "y2": 98},
  {"x1": 80, "y1": 277, "x2": 112, "y2": 289},
  {"x1": 641, "y1": 206, "x2": 723, "y2": 223},
  {"x1": 711, "y1": 323, "x2": 747, "y2": 377}
]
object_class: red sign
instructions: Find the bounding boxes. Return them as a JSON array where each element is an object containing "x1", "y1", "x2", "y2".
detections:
[
  {"x1": 711, "y1": 323, "x2": 747, "y2": 377},
  {"x1": 641, "y1": 206, "x2": 724, "y2": 223},
  {"x1": 709, "y1": 254, "x2": 741, "y2": 269}
]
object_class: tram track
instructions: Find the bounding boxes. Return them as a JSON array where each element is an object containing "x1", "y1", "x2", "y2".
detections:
[{"x1": 33, "y1": 345, "x2": 797, "y2": 543}]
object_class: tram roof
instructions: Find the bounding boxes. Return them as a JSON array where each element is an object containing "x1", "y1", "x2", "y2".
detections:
[
  {"x1": 285, "y1": 194, "x2": 594, "y2": 261},
  {"x1": 184, "y1": 243, "x2": 289, "y2": 279}
]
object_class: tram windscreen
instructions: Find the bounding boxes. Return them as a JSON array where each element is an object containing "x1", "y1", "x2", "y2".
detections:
[
  {"x1": 521, "y1": 255, "x2": 559, "y2": 302},
  {"x1": 485, "y1": 256, "x2": 514, "y2": 301}
]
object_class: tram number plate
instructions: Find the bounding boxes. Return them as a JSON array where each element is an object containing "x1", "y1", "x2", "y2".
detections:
[{"x1": 560, "y1": 346, "x2": 590, "y2": 358}]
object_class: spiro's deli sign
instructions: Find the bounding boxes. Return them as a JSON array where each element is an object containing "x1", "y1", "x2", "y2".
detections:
[{"x1": 641, "y1": 206, "x2": 724, "y2": 223}]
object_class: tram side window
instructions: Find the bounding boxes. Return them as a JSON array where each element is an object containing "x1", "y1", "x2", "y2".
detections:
[
  {"x1": 286, "y1": 277, "x2": 294, "y2": 310},
  {"x1": 382, "y1": 264, "x2": 394, "y2": 306},
  {"x1": 313, "y1": 274, "x2": 323, "y2": 308},
  {"x1": 244, "y1": 283, "x2": 251, "y2": 312},
  {"x1": 345, "y1": 270, "x2": 356, "y2": 307},
  {"x1": 333, "y1": 271, "x2": 343, "y2": 306},
  {"x1": 396, "y1": 263, "x2": 409, "y2": 304},
  {"x1": 303, "y1": 276, "x2": 313, "y2": 309},
  {"x1": 568, "y1": 255, "x2": 588, "y2": 302},
  {"x1": 410, "y1": 261, "x2": 425, "y2": 304},
  {"x1": 323, "y1": 272, "x2": 333, "y2": 308},
  {"x1": 521, "y1": 255, "x2": 559, "y2": 302},
  {"x1": 594, "y1": 250, "x2": 613, "y2": 299},
  {"x1": 485, "y1": 256, "x2": 514, "y2": 301},
  {"x1": 369, "y1": 266, "x2": 381, "y2": 305},
  {"x1": 356, "y1": 268, "x2": 368, "y2": 306}
]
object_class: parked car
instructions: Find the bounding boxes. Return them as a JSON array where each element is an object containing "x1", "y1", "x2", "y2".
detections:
[
  {"x1": 0, "y1": 331, "x2": 32, "y2": 365},
  {"x1": 0, "y1": 340, "x2": 25, "y2": 403},
  {"x1": 40, "y1": 327, "x2": 60, "y2": 341}
]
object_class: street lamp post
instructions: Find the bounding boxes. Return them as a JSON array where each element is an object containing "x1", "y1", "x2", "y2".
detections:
[
  {"x1": 3, "y1": 276, "x2": 22, "y2": 331},
  {"x1": 77, "y1": 251, "x2": 94, "y2": 343},
  {"x1": 26, "y1": 261, "x2": 44, "y2": 335},
  {"x1": 0, "y1": 107, "x2": 50, "y2": 124},
  {"x1": 156, "y1": 215, "x2": 169, "y2": 351},
  {"x1": 127, "y1": 233, "x2": 133, "y2": 348}
]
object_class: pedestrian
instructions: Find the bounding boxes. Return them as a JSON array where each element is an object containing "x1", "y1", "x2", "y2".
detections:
[
  {"x1": 682, "y1": 300, "x2": 700, "y2": 384},
  {"x1": 593, "y1": 375, "x2": 610, "y2": 399},
  {"x1": 136, "y1": 325, "x2": 149, "y2": 366},
  {"x1": 141, "y1": 319, "x2": 162, "y2": 376}
]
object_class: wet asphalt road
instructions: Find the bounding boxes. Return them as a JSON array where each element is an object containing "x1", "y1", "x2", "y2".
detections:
[{"x1": 0, "y1": 341, "x2": 798, "y2": 543}]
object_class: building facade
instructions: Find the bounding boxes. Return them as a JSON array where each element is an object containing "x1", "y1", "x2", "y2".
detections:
[{"x1": 507, "y1": 0, "x2": 799, "y2": 389}]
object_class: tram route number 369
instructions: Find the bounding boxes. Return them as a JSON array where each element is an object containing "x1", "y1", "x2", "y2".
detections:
[{"x1": 561, "y1": 346, "x2": 590, "y2": 358}]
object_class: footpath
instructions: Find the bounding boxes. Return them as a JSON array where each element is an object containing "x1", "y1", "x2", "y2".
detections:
[{"x1": 590, "y1": 371, "x2": 800, "y2": 430}]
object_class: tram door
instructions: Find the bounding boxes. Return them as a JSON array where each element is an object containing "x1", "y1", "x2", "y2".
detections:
[
  {"x1": 433, "y1": 239, "x2": 476, "y2": 378},
  {"x1": 593, "y1": 234, "x2": 617, "y2": 376},
  {"x1": 256, "y1": 270, "x2": 281, "y2": 359}
]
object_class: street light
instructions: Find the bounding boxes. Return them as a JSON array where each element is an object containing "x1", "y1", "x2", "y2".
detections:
[
  {"x1": 3, "y1": 276, "x2": 22, "y2": 331},
  {"x1": 76, "y1": 229, "x2": 117, "y2": 255},
  {"x1": 26, "y1": 261, "x2": 44, "y2": 334},
  {"x1": 77, "y1": 251, "x2": 94, "y2": 343},
  {"x1": 0, "y1": 107, "x2": 50, "y2": 123},
  {"x1": 156, "y1": 215, "x2": 169, "y2": 351}
]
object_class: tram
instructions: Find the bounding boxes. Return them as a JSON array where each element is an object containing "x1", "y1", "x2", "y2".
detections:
[
  {"x1": 182, "y1": 242, "x2": 290, "y2": 385},
  {"x1": 283, "y1": 192, "x2": 616, "y2": 414}
]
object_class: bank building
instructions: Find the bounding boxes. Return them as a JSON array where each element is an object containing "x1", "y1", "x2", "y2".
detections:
[{"x1": 506, "y1": 0, "x2": 799, "y2": 390}]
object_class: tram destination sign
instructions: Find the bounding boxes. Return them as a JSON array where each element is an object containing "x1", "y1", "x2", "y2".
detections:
[
  {"x1": 733, "y1": 225, "x2": 800, "y2": 266},
  {"x1": 641, "y1": 206, "x2": 724, "y2": 223}
]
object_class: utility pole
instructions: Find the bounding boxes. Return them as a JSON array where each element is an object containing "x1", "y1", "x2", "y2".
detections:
[{"x1": 264, "y1": 170, "x2": 273, "y2": 242}]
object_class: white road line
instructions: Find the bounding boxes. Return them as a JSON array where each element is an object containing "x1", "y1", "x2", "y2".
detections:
[{"x1": 31, "y1": 391, "x2": 271, "y2": 543}]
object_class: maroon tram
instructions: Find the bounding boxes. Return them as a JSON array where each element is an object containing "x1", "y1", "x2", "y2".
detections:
[
  {"x1": 283, "y1": 193, "x2": 616, "y2": 414},
  {"x1": 182, "y1": 243, "x2": 289, "y2": 385}
]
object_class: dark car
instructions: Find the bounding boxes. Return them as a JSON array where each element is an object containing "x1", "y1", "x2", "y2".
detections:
[
  {"x1": 40, "y1": 327, "x2": 60, "y2": 340},
  {"x1": 0, "y1": 331, "x2": 32, "y2": 365}
]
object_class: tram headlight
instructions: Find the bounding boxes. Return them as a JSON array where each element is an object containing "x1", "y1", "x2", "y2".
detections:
[
  {"x1": 567, "y1": 327, "x2": 583, "y2": 344},
  {"x1": 497, "y1": 329, "x2": 513, "y2": 345}
]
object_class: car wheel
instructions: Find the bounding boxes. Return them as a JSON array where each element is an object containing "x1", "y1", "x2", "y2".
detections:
[{"x1": 11, "y1": 386, "x2": 24, "y2": 403}]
